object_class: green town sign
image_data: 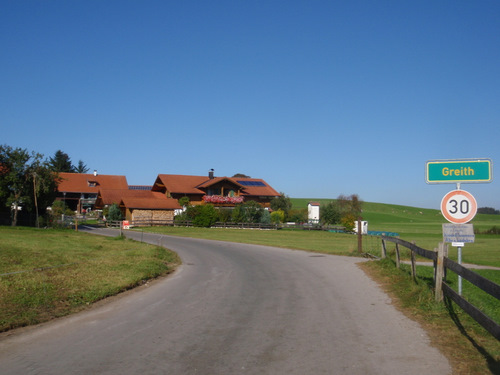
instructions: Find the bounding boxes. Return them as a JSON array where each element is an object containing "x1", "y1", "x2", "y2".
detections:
[{"x1": 426, "y1": 159, "x2": 492, "y2": 184}]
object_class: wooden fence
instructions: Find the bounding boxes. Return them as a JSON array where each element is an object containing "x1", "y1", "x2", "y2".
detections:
[
  {"x1": 381, "y1": 236, "x2": 500, "y2": 341},
  {"x1": 107, "y1": 220, "x2": 344, "y2": 231}
]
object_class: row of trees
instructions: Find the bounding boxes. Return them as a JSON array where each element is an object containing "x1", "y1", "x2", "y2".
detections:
[
  {"x1": 175, "y1": 200, "x2": 285, "y2": 227},
  {"x1": 48, "y1": 150, "x2": 89, "y2": 174},
  {"x1": 0, "y1": 145, "x2": 88, "y2": 226},
  {"x1": 478, "y1": 207, "x2": 500, "y2": 215},
  {"x1": 173, "y1": 193, "x2": 363, "y2": 230}
]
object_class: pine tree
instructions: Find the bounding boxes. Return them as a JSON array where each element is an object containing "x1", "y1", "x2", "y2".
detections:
[{"x1": 49, "y1": 150, "x2": 74, "y2": 172}]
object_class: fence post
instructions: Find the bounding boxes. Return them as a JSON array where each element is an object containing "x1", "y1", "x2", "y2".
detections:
[
  {"x1": 410, "y1": 241, "x2": 417, "y2": 281},
  {"x1": 435, "y1": 242, "x2": 446, "y2": 302},
  {"x1": 381, "y1": 238, "x2": 387, "y2": 259},
  {"x1": 395, "y1": 243, "x2": 400, "y2": 269}
]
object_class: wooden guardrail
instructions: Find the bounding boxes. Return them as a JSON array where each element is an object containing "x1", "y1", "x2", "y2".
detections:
[{"x1": 381, "y1": 236, "x2": 500, "y2": 341}]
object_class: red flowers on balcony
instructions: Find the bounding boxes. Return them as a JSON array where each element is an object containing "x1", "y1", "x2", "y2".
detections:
[{"x1": 202, "y1": 195, "x2": 244, "y2": 204}]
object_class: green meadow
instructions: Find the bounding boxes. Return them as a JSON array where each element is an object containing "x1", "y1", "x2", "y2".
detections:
[
  {"x1": 292, "y1": 198, "x2": 500, "y2": 267},
  {"x1": 1, "y1": 199, "x2": 499, "y2": 373},
  {"x1": 0, "y1": 227, "x2": 180, "y2": 332}
]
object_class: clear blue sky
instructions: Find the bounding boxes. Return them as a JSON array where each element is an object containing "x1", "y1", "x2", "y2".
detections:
[{"x1": 2, "y1": 1, "x2": 499, "y2": 209}]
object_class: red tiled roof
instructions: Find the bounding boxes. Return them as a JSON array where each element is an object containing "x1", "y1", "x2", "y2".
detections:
[
  {"x1": 153, "y1": 174, "x2": 208, "y2": 195},
  {"x1": 120, "y1": 193, "x2": 181, "y2": 210},
  {"x1": 153, "y1": 174, "x2": 280, "y2": 198},
  {"x1": 95, "y1": 189, "x2": 151, "y2": 207},
  {"x1": 196, "y1": 177, "x2": 244, "y2": 189},
  {"x1": 96, "y1": 189, "x2": 180, "y2": 210},
  {"x1": 57, "y1": 173, "x2": 128, "y2": 193}
]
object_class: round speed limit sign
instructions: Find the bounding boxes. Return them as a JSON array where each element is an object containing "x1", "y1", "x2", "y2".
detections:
[{"x1": 441, "y1": 189, "x2": 477, "y2": 224}]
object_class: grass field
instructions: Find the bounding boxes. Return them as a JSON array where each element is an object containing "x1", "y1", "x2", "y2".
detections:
[
  {"x1": 1, "y1": 199, "x2": 499, "y2": 373},
  {"x1": 0, "y1": 227, "x2": 180, "y2": 332},
  {"x1": 293, "y1": 198, "x2": 500, "y2": 266}
]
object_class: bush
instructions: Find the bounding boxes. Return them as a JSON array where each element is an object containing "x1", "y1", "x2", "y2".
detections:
[
  {"x1": 242, "y1": 201, "x2": 263, "y2": 223},
  {"x1": 107, "y1": 203, "x2": 122, "y2": 222},
  {"x1": 218, "y1": 208, "x2": 232, "y2": 223},
  {"x1": 48, "y1": 200, "x2": 74, "y2": 228},
  {"x1": 288, "y1": 208, "x2": 307, "y2": 223},
  {"x1": 192, "y1": 204, "x2": 218, "y2": 227},
  {"x1": 260, "y1": 210, "x2": 271, "y2": 224},
  {"x1": 340, "y1": 213, "x2": 356, "y2": 232},
  {"x1": 271, "y1": 209, "x2": 285, "y2": 224},
  {"x1": 50, "y1": 200, "x2": 73, "y2": 217},
  {"x1": 231, "y1": 205, "x2": 245, "y2": 223},
  {"x1": 231, "y1": 201, "x2": 264, "y2": 223}
]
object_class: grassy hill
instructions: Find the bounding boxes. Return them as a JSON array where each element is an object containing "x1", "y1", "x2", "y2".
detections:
[
  {"x1": 291, "y1": 198, "x2": 499, "y2": 232},
  {"x1": 291, "y1": 198, "x2": 500, "y2": 266}
]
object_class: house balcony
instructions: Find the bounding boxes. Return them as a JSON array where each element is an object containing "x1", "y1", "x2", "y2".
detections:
[
  {"x1": 80, "y1": 198, "x2": 97, "y2": 205},
  {"x1": 202, "y1": 195, "x2": 244, "y2": 205}
]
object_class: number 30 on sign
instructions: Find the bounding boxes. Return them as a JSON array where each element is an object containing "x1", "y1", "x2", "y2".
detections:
[{"x1": 441, "y1": 190, "x2": 477, "y2": 224}]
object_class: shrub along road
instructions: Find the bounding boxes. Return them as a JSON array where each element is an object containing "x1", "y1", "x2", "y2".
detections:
[{"x1": 0, "y1": 228, "x2": 451, "y2": 374}]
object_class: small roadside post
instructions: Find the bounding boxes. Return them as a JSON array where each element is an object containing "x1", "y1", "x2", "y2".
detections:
[{"x1": 426, "y1": 158, "x2": 492, "y2": 296}]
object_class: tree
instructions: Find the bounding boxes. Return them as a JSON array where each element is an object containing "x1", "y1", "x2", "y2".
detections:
[
  {"x1": 320, "y1": 201, "x2": 342, "y2": 225},
  {"x1": 178, "y1": 196, "x2": 190, "y2": 208},
  {"x1": 336, "y1": 194, "x2": 363, "y2": 218},
  {"x1": 75, "y1": 160, "x2": 89, "y2": 173},
  {"x1": 336, "y1": 194, "x2": 363, "y2": 231},
  {"x1": 107, "y1": 203, "x2": 122, "y2": 222},
  {"x1": 31, "y1": 157, "x2": 58, "y2": 227},
  {"x1": 232, "y1": 173, "x2": 250, "y2": 178},
  {"x1": 49, "y1": 150, "x2": 74, "y2": 172},
  {"x1": 270, "y1": 193, "x2": 292, "y2": 219},
  {"x1": 0, "y1": 145, "x2": 47, "y2": 226}
]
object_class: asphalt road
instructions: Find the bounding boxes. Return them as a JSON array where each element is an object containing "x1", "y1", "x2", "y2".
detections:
[{"x1": 0, "y1": 228, "x2": 451, "y2": 374}]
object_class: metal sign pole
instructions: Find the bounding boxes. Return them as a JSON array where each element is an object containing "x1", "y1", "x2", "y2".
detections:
[
  {"x1": 458, "y1": 246, "x2": 462, "y2": 296},
  {"x1": 428, "y1": 158, "x2": 493, "y2": 298},
  {"x1": 456, "y1": 182, "x2": 462, "y2": 296}
]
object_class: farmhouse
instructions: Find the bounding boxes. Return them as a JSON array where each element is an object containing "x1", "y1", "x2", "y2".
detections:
[
  {"x1": 56, "y1": 170, "x2": 280, "y2": 221},
  {"x1": 56, "y1": 171, "x2": 128, "y2": 213},
  {"x1": 152, "y1": 171, "x2": 280, "y2": 208}
]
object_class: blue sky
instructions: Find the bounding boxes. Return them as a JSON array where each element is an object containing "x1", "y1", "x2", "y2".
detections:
[{"x1": 1, "y1": 1, "x2": 499, "y2": 209}]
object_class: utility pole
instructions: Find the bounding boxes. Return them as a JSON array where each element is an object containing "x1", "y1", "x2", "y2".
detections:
[
  {"x1": 33, "y1": 172, "x2": 39, "y2": 228},
  {"x1": 357, "y1": 217, "x2": 362, "y2": 253}
]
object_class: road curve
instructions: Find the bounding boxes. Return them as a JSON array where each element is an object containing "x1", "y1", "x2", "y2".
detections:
[{"x1": 0, "y1": 228, "x2": 451, "y2": 374}]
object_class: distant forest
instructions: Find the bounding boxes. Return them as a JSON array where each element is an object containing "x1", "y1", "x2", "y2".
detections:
[{"x1": 478, "y1": 207, "x2": 500, "y2": 215}]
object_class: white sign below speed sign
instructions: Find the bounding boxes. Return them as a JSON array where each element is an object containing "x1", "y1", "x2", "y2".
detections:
[{"x1": 441, "y1": 189, "x2": 477, "y2": 224}]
